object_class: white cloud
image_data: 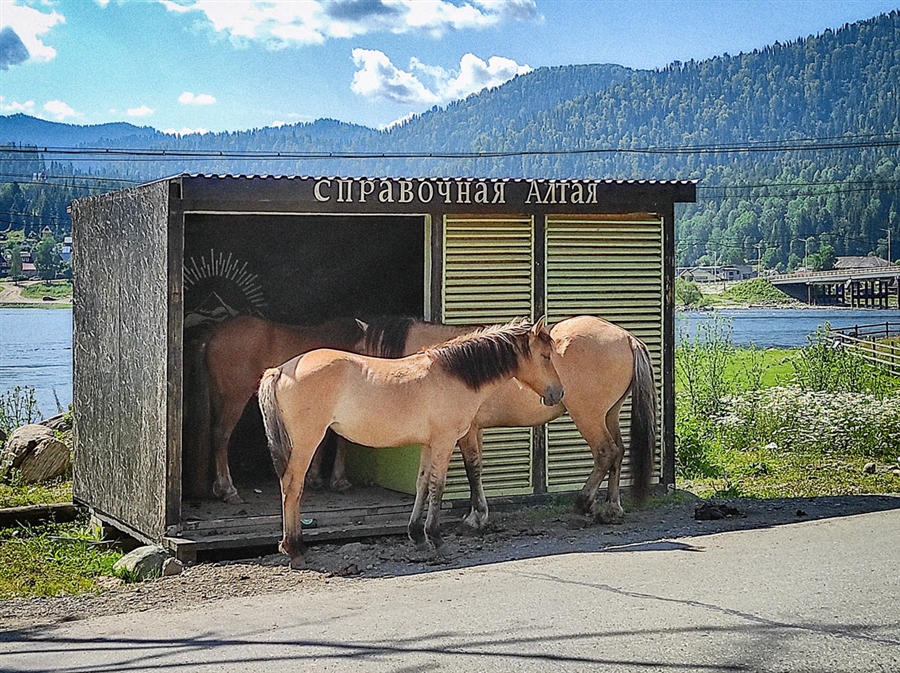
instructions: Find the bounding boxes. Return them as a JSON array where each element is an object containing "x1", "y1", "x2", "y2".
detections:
[
  {"x1": 126, "y1": 105, "x2": 155, "y2": 117},
  {"x1": 441, "y1": 53, "x2": 531, "y2": 99},
  {"x1": 0, "y1": 0, "x2": 65, "y2": 64},
  {"x1": 161, "y1": 127, "x2": 210, "y2": 136},
  {"x1": 0, "y1": 96, "x2": 35, "y2": 114},
  {"x1": 43, "y1": 100, "x2": 81, "y2": 121},
  {"x1": 352, "y1": 49, "x2": 530, "y2": 105},
  {"x1": 157, "y1": 0, "x2": 537, "y2": 47},
  {"x1": 351, "y1": 48, "x2": 440, "y2": 105},
  {"x1": 178, "y1": 91, "x2": 216, "y2": 105}
]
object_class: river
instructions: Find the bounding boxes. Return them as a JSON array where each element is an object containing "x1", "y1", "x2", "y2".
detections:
[{"x1": 1, "y1": 306, "x2": 898, "y2": 420}]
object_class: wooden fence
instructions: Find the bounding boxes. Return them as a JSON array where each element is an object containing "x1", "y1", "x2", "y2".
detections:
[{"x1": 826, "y1": 321, "x2": 900, "y2": 375}]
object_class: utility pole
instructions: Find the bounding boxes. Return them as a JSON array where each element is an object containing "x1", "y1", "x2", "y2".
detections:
[
  {"x1": 883, "y1": 228, "x2": 892, "y2": 264},
  {"x1": 799, "y1": 237, "x2": 811, "y2": 271},
  {"x1": 754, "y1": 242, "x2": 763, "y2": 277}
]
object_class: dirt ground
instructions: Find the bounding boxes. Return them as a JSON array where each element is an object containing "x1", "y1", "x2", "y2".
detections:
[
  {"x1": 3, "y1": 491, "x2": 899, "y2": 632},
  {"x1": 0, "y1": 281, "x2": 70, "y2": 305}
]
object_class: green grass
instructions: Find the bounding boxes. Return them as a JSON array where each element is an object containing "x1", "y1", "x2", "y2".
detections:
[
  {"x1": 0, "y1": 517, "x2": 122, "y2": 599},
  {"x1": 20, "y1": 280, "x2": 72, "y2": 299},
  {"x1": 0, "y1": 478, "x2": 73, "y2": 509},
  {"x1": 680, "y1": 447, "x2": 900, "y2": 499}
]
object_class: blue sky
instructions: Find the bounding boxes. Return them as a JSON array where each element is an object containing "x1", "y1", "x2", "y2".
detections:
[{"x1": 1, "y1": 0, "x2": 898, "y2": 134}]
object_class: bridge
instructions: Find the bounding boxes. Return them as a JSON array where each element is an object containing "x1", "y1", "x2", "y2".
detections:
[{"x1": 769, "y1": 267, "x2": 900, "y2": 307}]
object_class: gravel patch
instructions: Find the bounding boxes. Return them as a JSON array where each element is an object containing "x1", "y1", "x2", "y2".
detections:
[{"x1": 3, "y1": 492, "x2": 898, "y2": 633}]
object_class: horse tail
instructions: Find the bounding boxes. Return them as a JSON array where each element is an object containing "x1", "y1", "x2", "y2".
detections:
[
  {"x1": 258, "y1": 367, "x2": 291, "y2": 479},
  {"x1": 182, "y1": 325, "x2": 214, "y2": 498},
  {"x1": 629, "y1": 336, "x2": 657, "y2": 505}
]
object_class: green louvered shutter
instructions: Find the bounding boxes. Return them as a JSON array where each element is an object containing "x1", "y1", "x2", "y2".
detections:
[
  {"x1": 441, "y1": 216, "x2": 535, "y2": 497},
  {"x1": 544, "y1": 215, "x2": 664, "y2": 492}
]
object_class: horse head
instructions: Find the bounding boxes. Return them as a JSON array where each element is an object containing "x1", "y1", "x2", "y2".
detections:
[{"x1": 520, "y1": 317, "x2": 564, "y2": 407}]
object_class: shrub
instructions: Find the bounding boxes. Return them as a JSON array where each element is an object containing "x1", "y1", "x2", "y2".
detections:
[{"x1": 0, "y1": 386, "x2": 40, "y2": 437}]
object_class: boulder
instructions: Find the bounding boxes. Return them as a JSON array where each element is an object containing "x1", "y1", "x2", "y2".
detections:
[
  {"x1": 1, "y1": 424, "x2": 70, "y2": 483},
  {"x1": 113, "y1": 545, "x2": 183, "y2": 581},
  {"x1": 40, "y1": 412, "x2": 72, "y2": 434}
]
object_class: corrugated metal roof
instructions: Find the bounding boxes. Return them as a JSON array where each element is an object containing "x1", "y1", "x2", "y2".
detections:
[{"x1": 172, "y1": 173, "x2": 700, "y2": 186}]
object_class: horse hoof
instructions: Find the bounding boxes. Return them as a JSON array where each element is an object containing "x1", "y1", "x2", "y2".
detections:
[
  {"x1": 461, "y1": 511, "x2": 488, "y2": 531},
  {"x1": 433, "y1": 543, "x2": 452, "y2": 559},
  {"x1": 572, "y1": 494, "x2": 592, "y2": 515},
  {"x1": 223, "y1": 492, "x2": 243, "y2": 505},
  {"x1": 306, "y1": 476, "x2": 326, "y2": 492},
  {"x1": 592, "y1": 502, "x2": 625, "y2": 524},
  {"x1": 289, "y1": 555, "x2": 306, "y2": 570},
  {"x1": 329, "y1": 478, "x2": 352, "y2": 493}
]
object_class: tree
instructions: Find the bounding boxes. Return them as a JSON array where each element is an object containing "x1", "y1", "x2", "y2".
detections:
[
  {"x1": 675, "y1": 278, "x2": 705, "y2": 307},
  {"x1": 32, "y1": 236, "x2": 60, "y2": 280},
  {"x1": 8, "y1": 244, "x2": 22, "y2": 283}
]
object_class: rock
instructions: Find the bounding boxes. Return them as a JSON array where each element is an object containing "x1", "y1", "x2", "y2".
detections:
[
  {"x1": 863, "y1": 462, "x2": 877, "y2": 474},
  {"x1": 40, "y1": 413, "x2": 72, "y2": 433},
  {"x1": 694, "y1": 502, "x2": 742, "y2": 520},
  {"x1": 1, "y1": 424, "x2": 70, "y2": 483},
  {"x1": 338, "y1": 542, "x2": 365, "y2": 556},
  {"x1": 113, "y1": 545, "x2": 178, "y2": 581},
  {"x1": 162, "y1": 557, "x2": 184, "y2": 577}
]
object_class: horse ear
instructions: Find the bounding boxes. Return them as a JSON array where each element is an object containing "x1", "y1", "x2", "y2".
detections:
[
  {"x1": 356, "y1": 318, "x2": 369, "y2": 333},
  {"x1": 532, "y1": 316, "x2": 546, "y2": 334}
]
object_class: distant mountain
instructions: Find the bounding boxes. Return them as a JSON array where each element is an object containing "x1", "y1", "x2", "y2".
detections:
[
  {"x1": 0, "y1": 114, "x2": 163, "y2": 147},
  {"x1": 1, "y1": 12, "x2": 899, "y2": 269}
]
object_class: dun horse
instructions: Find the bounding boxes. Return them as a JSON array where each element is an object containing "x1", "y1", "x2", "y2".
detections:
[
  {"x1": 360, "y1": 315, "x2": 656, "y2": 527},
  {"x1": 195, "y1": 315, "x2": 364, "y2": 504},
  {"x1": 258, "y1": 319, "x2": 563, "y2": 568}
]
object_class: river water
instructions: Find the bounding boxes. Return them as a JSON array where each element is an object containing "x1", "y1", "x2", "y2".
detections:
[{"x1": 1, "y1": 306, "x2": 898, "y2": 420}]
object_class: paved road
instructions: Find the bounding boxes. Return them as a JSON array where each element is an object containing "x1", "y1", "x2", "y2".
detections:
[{"x1": 3, "y1": 509, "x2": 899, "y2": 672}]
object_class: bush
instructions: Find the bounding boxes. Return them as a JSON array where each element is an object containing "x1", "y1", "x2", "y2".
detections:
[
  {"x1": 675, "y1": 278, "x2": 706, "y2": 307},
  {"x1": 0, "y1": 386, "x2": 40, "y2": 437},
  {"x1": 715, "y1": 386, "x2": 900, "y2": 462}
]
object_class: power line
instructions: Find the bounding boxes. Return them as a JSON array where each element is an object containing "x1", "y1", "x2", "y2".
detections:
[{"x1": 1, "y1": 131, "x2": 900, "y2": 161}]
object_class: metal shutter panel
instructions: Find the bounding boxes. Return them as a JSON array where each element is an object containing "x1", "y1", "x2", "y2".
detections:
[
  {"x1": 442, "y1": 216, "x2": 535, "y2": 497},
  {"x1": 545, "y1": 215, "x2": 664, "y2": 492}
]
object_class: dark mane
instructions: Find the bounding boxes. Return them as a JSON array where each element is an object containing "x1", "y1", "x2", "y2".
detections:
[
  {"x1": 430, "y1": 320, "x2": 545, "y2": 390},
  {"x1": 362, "y1": 315, "x2": 418, "y2": 358}
]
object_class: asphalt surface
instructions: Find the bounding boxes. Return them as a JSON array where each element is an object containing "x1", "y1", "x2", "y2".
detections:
[{"x1": 3, "y1": 507, "x2": 899, "y2": 673}]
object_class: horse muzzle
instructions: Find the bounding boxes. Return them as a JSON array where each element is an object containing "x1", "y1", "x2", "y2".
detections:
[{"x1": 541, "y1": 385, "x2": 564, "y2": 407}]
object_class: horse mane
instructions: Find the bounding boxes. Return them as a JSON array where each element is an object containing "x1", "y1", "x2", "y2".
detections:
[
  {"x1": 430, "y1": 319, "x2": 548, "y2": 390},
  {"x1": 362, "y1": 315, "x2": 418, "y2": 358}
]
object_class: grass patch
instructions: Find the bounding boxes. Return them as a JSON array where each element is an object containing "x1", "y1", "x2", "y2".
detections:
[
  {"x1": 676, "y1": 315, "x2": 900, "y2": 500},
  {"x1": 720, "y1": 278, "x2": 797, "y2": 305},
  {"x1": 0, "y1": 517, "x2": 122, "y2": 599},
  {"x1": 19, "y1": 280, "x2": 72, "y2": 299},
  {"x1": 681, "y1": 448, "x2": 900, "y2": 499},
  {"x1": 0, "y1": 478, "x2": 73, "y2": 509}
]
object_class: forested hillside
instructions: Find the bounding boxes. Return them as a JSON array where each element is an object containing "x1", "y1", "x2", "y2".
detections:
[{"x1": 2, "y1": 11, "x2": 898, "y2": 269}]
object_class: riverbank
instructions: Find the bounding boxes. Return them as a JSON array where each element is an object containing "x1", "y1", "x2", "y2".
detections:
[{"x1": 0, "y1": 281, "x2": 72, "y2": 308}]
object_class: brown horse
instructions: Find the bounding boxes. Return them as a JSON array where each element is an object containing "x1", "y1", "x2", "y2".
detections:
[
  {"x1": 198, "y1": 315, "x2": 365, "y2": 504},
  {"x1": 360, "y1": 315, "x2": 656, "y2": 526},
  {"x1": 258, "y1": 319, "x2": 563, "y2": 568}
]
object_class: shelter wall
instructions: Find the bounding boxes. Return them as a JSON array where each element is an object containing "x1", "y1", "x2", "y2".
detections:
[{"x1": 71, "y1": 181, "x2": 173, "y2": 537}]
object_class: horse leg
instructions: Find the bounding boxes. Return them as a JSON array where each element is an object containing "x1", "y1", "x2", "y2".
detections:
[
  {"x1": 459, "y1": 427, "x2": 489, "y2": 530},
  {"x1": 329, "y1": 435, "x2": 352, "y2": 492},
  {"x1": 423, "y1": 438, "x2": 456, "y2": 557},
  {"x1": 210, "y1": 395, "x2": 246, "y2": 504},
  {"x1": 592, "y1": 406, "x2": 628, "y2": 524},
  {"x1": 568, "y1": 407, "x2": 621, "y2": 520},
  {"x1": 407, "y1": 444, "x2": 433, "y2": 551},
  {"x1": 305, "y1": 437, "x2": 328, "y2": 491},
  {"x1": 278, "y1": 427, "x2": 327, "y2": 569}
]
